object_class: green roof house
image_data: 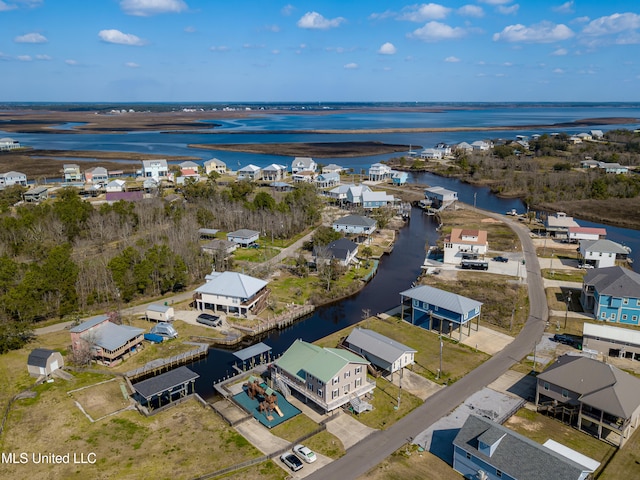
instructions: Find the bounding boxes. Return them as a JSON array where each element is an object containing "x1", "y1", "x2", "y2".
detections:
[{"x1": 273, "y1": 339, "x2": 375, "y2": 413}]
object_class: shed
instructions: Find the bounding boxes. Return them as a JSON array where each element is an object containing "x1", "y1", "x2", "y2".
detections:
[
  {"x1": 145, "y1": 304, "x2": 175, "y2": 322},
  {"x1": 345, "y1": 328, "x2": 416, "y2": 374},
  {"x1": 132, "y1": 366, "x2": 199, "y2": 411},
  {"x1": 27, "y1": 348, "x2": 64, "y2": 378}
]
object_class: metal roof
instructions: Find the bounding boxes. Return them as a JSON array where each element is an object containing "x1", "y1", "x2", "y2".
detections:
[
  {"x1": 346, "y1": 328, "x2": 416, "y2": 364},
  {"x1": 227, "y1": 229, "x2": 260, "y2": 239},
  {"x1": 233, "y1": 342, "x2": 272, "y2": 361},
  {"x1": 333, "y1": 215, "x2": 376, "y2": 228},
  {"x1": 579, "y1": 239, "x2": 629, "y2": 255},
  {"x1": 146, "y1": 304, "x2": 171, "y2": 313},
  {"x1": 453, "y1": 415, "x2": 587, "y2": 480},
  {"x1": 27, "y1": 348, "x2": 58, "y2": 368},
  {"x1": 583, "y1": 266, "x2": 640, "y2": 298},
  {"x1": 132, "y1": 366, "x2": 199, "y2": 400},
  {"x1": 400, "y1": 285, "x2": 483, "y2": 315},
  {"x1": 537, "y1": 355, "x2": 640, "y2": 418},
  {"x1": 583, "y1": 322, "x2": 640, "y2": 347},
  {"x1": 195, "y1": 271, "x2": 267, "y2": 299},
  {"x1": 69, "y1": 314, "x2": 110, "y2": 333},
  {"x1": 275, "y1": 340, "x2": 368, "y2": 383},
  {"x1": 91, "y1": 323, "x2": 144, "y2": 352}
]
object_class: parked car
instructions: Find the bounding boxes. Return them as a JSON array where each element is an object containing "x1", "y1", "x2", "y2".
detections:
[
  {"x1": 493, "y1": 256, "x2": 509, "y2": 263},
  {"x1": 248, "y1": 242, "x2": 260, "y2": 249},
  {"x1": 280, "y1": 453, "x2": 303, "y2": 472},
  {"x1": 553, "y1": 334, "x2": 572, "y2": 345},
  {"x1": 150, "y1": 322, "x2": 178, "y2": 339},
  {"x1": 293, "y1": 444, "x2": 317, "y2": 463},
  {"x1": 196, "y1": 313, "x2": 221, "y2": 327},
  {"x1": 577, "y1": 263, "x2": 594, "y2": 269}
]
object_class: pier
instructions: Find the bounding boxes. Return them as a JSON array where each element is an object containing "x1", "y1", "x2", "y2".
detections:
[{"x1": 125, "y1": 342, "x2": 209, "y2": 382}]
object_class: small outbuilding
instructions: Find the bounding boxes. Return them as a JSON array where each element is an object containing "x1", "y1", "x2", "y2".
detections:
[
  {"x1": 344, "y1": 328, "x2": 416, "y2": 376},
  {"x1": 145, "y1": 304, "x2": 175, "y2": 322},
  {"x1": 132, "y1": 366, "x2": 199, "y2": 412},
  {"x1": 27, "y1": 348, "x2": 64, "y2": 378}
]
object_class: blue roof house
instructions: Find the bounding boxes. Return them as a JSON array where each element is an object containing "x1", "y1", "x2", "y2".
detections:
[
  {"x1": 400, "y1": 285, "x2": 483, "y2": 341},
  {"x1": 580, "y1": 266, "x2": 640, "y2": 325}
]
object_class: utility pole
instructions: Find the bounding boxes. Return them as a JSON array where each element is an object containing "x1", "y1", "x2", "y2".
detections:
[
  {"x1": 438, "y1": 334, "x2": 443, "y2": 381},
  {"x1": 564, "y1": 292, "x2": 571, "y2": 329},
  {"x1": 396, "y1": 368, "x2": 403, "y2": 410},
  {"x1": 532, "y1": 342, "x2": 537, "y2": 373}
]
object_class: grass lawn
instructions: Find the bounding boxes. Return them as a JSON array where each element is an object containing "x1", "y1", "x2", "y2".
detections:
[
  {"x1": 362, "y1": 444, "x2": 461, "y2": 480},
  {"x1": 69, "y1": 379, "x2": 129, "y2": 420},
  {"x1": 315, "y1": 316, "x2": 490, "y2": 385},
  {"x1": 216, "y1": 460, "x2": 285, "y2": 480},
  {"x1": 348, "y1": 377, "x2": 423, "y2": 430},
  {"x1": 546, "y1": 286, "x2": 584, "y2": 311},
  {"x1": 439, "y1": 209, "x2": 520, "y2": 252},
  {"x1": 233, "y1": 246, "x2": 280, "y2": 263},
  {"x1": 267, "y1": 273, "x2": 317, "y2": 304},
  {"x1": 542, "y1": 269, "x2": 585, "y2": 282},
  {"x1": 504, "y1": 408, "x2": 616, "y2": 477},
  {"x1": 0, "y1": 388, "x2": 263, "y2": 480},
  {"x1": 599, "y1": 428, "x2": 640, "y2": 480},
  {"x1": 269, "y1": 414, "x2": 346, "y2": 459}
]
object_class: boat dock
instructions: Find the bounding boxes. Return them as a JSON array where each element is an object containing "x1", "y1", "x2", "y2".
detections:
[{"x1": 125, "y1": 342, "x2": 208, "y2": 382}]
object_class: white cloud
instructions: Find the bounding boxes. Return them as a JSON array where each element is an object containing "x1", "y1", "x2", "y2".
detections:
[
  {"x1": 493, "y1": 22, "x2": 574, "y2": 43},
  {"x1": 445, "y1": 56, "x2": 460, "y2": 62},
  {"x1": 125, "y1": 62, "x2": 140, "y2": 68},
  {"x1": 369, "y1": 10, "x2": 396, "y2": 21},
  {"x1": 264, "y1": 24, "x2": 280, "y2": 33},
  {"x1": 120, "y1": 0, "x2": 187, "y2": 17},
  {"x1": 271, "y1": 49, "x2": 280, "y2": 55},
  {"x1": 582, "y1": 13, "x2": 640, "y2": 36},
  {"x1": 498, "y1": 4, "x2": 519, "y2": 15},
  {"x1": 65, "y1": 59, "x2": 78, "y2": 66},
  {"x1": 99, "y1": 29, "x2": 146, "y2": 46},
  {"x1": 552, "y1": 48, "x2": 568, "y2": 55},
  {"x1": 14, "y1": 32, "x2": 47, "y2": 43},
  {"x1": 409, "y1": 21, "x2": 466, "y2": 42},
  {"x1": 210, "y1": 45, "x2": 230, "y2": 52},
  {"x1": 0, "y1": 1, "x2": 17, "y2": 11},
  {"x1": 378, "y1": 42, "x2": 397, "y2": 55},
  {"x1": 553, "y1": 68, "x2": 565, "y2": 74},
  {"x1": 344, "y1": 62, "x2": 358, "y2": 69},
  {"x1": 399, "y1": 3, "x2": 451, "y2": 22},
  {"x1": 281, "y1": 4, "x2": 294, "y2": 16},
  {"x1": 574, "y1": 16, "x2": 590, "y2": 24},
  {"x1": 297, "y1": 12, "x2": 345, "y2": 29},
  {"x1": 17, "y1": 55, "x2": 32, "y2": 61},
  {"x1": 35, "y1": 54, "x2": 51, "y2": 60},
  {"x1": 457, "y1": 5, "x2": 484, "y2": 18},
  {"x1": 479, "y1": 0, "x2": 512, "y2": 4},
  {"x1": 553, "y1": 1, "x2": 574, "y2": 14},
  {"x1": 503, "y1": 61, "x2": 513, "y2": 66},
  {"x1": 184, "y1": 26, "x2": 196, "y2": 33},
  {"x1": 243, "y1": 43, "x2": 265, "y2": 49}
]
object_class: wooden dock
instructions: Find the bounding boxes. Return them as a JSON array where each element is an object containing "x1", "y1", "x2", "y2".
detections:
[{"x1": 125, "y1": 342, "x2": 208, "y2": 381}]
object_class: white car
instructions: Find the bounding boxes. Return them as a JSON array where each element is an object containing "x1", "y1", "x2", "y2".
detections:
[{"x1": 293, "y1": 444, "x2": 317, "y2": 463}]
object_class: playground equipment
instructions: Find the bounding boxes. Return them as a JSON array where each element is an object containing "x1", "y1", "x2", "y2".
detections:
[
  {"x1": 244, "y1": 375, "x2": 266, "y2": 400},
  {"x1": 244, "y1": 376, "x2": 283, "y2": 419}
]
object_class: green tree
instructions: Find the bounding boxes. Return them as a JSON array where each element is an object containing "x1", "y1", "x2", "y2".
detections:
[
  {"x1": 52, "y1": 187, "x2": 93, "y2": 240},
  {"x1": 108, "y1": 247, "x2": 143, "y2": 302},
  {"x1": 253, "y1": 191, "x2": 276, "y2": 211},
  {"x1": 312, "y1": 226, "x2": 342, "y2": 247}
]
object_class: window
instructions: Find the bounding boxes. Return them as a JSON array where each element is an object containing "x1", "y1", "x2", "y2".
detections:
[
  {"x1": 496, "y1": 470, "x2": 503, "y2": 478},
  {"x1": 355, "y1": 378, "x2": 362, "y2": 387},
  {"x1": 622, "y1": 314, "x2": 628, "y2": 320},
  {"x1": 333, "y1": 376, "x2": 340, "y2": 385},
  {"x1": 307, "y1": 383, "x2": 313, "y2": 392},
  {"x1": 543, "y1": 382, "x2": 549, "y2": 391},
  {"x1": 562, "y1": 389, "x2": 569, "y2": 398},
  {"x1": 355, "y1": 366, "x2": 362, "y2": 374},
  {"x1": 332, "y1": 389, "x2": 339, "y2": 399},
  {"x1": 343, "y1": 384, "x2": 350, "y2": 394},
  {"x1": 623, "y1": 298, "x2": 629, "y2": 305},
  {"x1": 601, "y1": 312, "x2": 606, "y2": 319},
  {"x1": 633, "y1": 316, "x2": 638, "y2": 322},
  {"x1": 466, "y1": 452, "x2": 471, "y2": 460},
  {"x1": 344, "y1": 371, "x2": 351, "y2": 379},
  {"x1": 318, "y1": 390, "x2": 323, "y2": 398}
]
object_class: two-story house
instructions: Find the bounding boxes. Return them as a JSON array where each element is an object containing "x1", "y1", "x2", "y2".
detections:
[
  {"x1": 0, "y1": 171, "x2": 27, "y2": 188},
  {"x1": 443, "y1": 228, "x2": 488, "y2": 264},
  {"x1": 579, "y1": 239, "x2": 629, "y2": 268},
  {"x1": 193, "y1": 270, "x2": 269, "y2": 316},
  {"x1": 203, "y1": 158, "x2": 227, "y2": 176},
  {"x1": 291, "y1": 157, "x2": 316, "y2": 174},
  {"x1": 368, "y1": 163, "x2": 392, "y2": 181},
  {"x1": 313, "y1": 238, "x2": 359, "y2": 267},
  {"x1": 237, "y1": 164, "x2": 262, "y2": 181},
  {"x1": 332, "y1": 215, "x2": 377, "y2": 239},
  {"x1": 273, "y1": 339, "x2": 375, "y2": 413},
  {"x1": 141, "y1": 159, "x2": 169, "y2": 181},
  {"x1": 261, "y1": 164, "x2": 287, "y2": 181},
  {"x1": 63, "y1": 164, "x2": 82, "y2": 183},
  {"x1": 424, "y1": 186, "x2": 458, "y2": 209},
  {"x1": 580, "y1": 266, "x2": 640, "y2": 325},
  {"x1": 84, "y1": 166, "x2": 109, "y2": 185}
]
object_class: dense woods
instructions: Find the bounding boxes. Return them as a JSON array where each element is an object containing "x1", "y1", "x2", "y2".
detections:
[{"x1": 0, "y1": 180, "x2": 321, "y2": 352}]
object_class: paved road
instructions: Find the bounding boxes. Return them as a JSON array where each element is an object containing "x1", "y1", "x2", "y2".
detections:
[{"x1": 307, "y1": 208, "x2": 549, "y2": 480}]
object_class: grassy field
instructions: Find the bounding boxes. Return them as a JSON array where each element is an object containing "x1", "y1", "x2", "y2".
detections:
[
  {"x1": 269, "y1": 414, "x2": 346, "y2": 459},
  {"x1": 542, "y1": 269, "x2": 585, "y2": 282},
  {"x1": 69, "y1": 379, "x2": 129, "y2": 420},
  {"x1": 546, "y1": 286, "x2": 584, "y2": 311},
  {"x1": 599, "y1": 429, "x2": 640, "y2": 480},
  {"x1": 505, "y1": 408, "x2": 616, "y2": 477},
  {"x1": 362, "y1": 444, "x2": 461, "y2": 480},
  {"x1": 315, "y1": 316, "x2": 489, "y2": 385},
  {"x1": 439, "y1": 209, "x2": 520, "y2": 252},
  {"x1": 0, "y1": 392, "x2": 263, "y2": 480}
]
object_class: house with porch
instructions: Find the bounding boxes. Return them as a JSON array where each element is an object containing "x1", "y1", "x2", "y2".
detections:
[
  {"x1": 455, "y1": 141, "x2": 473, "y2": 153},
  {"x1": 23, "y1": 186, "x2": 48, "y2": 203},
  {"x1": 420, "y1": 148, "x2": 442, "y2": 160},
  {"x1": 535, "y1": 354, "x2": 640, "y2": 447},
  {"x1": 578, "y1": 239, "x2": 629, "y2": 268},
  {"x1": 141, "y1": 159, "x2": 169, "y2": 181},
  {"x1": 203, "y1": 158, "x2": 227, "y2": 175},
  {"x1": 84, "y1": 166, "x2": 108, "y2": 185},
  {"x1": 453, "y1": 414, "x2": 598, "y2": 480},
  {"x1": 362, "y1": 190, "x2": 396, "y2": 209},
  {"x1": 444, "y1": 228, "x2": 488, "y2": 264},
  {"x1": 178, "y1": 161, "x2": 201, "y2": 181},
  {"x1": 545, "y1": 212, "x2": 580, "y2": 238},
  {"x1": 471, "y1": 140, "x2": 492, "y2": 151},
  {"x1": 105, "y1": 179, "x2": 126, "y2": 192},
  {"x1": 332, "y1": 215, "x2": 377, "y2": 241},
  {"x1": 292, "y1": 171, "x2": 315, "y2": 183},
  {"x1": 69, "y1": 314, "x2": 145, "y2": 366},
  {"x1": 237, "y1": 164, "x2": 262, "y2": 181},
  {"x1": 227, "y1": 229, "x2": 259, "y2": 247},
  {"x1": 599, "y1": 162, "x2": 628, "y2": 174},
  {"x1": 0, "y1": 137, "x2": 20, "y2": 151},
  {"x1": 344, "y1": 328, "x2": 416, "y2": 376},
  {"x1": 325, "y1": 183, "x2": 371, "y2": 205},
  {"x1": 291, "y1": 157, "x2": 316, "y2": 174},
  {"x1": 368, "y1": 163, "x2": 392, "y2": 182},
  {"x1": 424, "y1": 186, "x2": 458, "y2": 209},
  {"x1": 315, "y1": 172, "x2": 340, "y2": 188},
  {"x1": 193, "y1": 271, "x2": 269, "y2": 316},
  {"x1": 314, "y1": 238, "x2": 359, "y2": 267},
  {"x1": 272, "y1": 339, "x2": 375, "y2": 413},
  {"x1": 63, "y1": 164, "x2": 82, "y2": 183},
  {"x1": 0, "y1": 171, "x2": 27, "y2": 188},
  {"x1": 322, "y1": 163, "x2": 343, "y2": 174},
  {"x1": 399, "y1": 285, "x2": 482, "y2": 341},
  {"x1": 580, "y1": 266, "x2": 640, "y2": 325},
  {"x1": 261, "y1": 164, "x2": 287, "y2": 181}
]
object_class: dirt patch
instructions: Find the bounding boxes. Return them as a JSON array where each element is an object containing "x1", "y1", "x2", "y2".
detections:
[
  {"x1": 481, "y1": 217, "x2": 502, "y2": 224},
  {"x1": 69, "y1": 379, "x2": 129, "y2": 420},
  {"x1": 504, "y1": 414, "x2": 542, "y2": 432}
]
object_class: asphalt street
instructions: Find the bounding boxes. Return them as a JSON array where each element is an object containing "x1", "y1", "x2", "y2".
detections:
[{"x1": 306, "y1": 210, "x2": 548, "y2": 480}]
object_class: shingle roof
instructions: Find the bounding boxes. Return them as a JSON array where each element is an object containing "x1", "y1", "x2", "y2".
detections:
[
  {"x1": 537, "y1": 354, "x2": 640, "y2": 418},
  {"x1": 333, "y1": 215, "x2": 376, "y2": 229},
  {"x1": 132, "y1": 366, "x2": 199, "y2": 399},
  {"x1": 579, "y1": 239, "x2": 629, "y2": 255},
  {"x1": 204, "y1": 158, "x2": 225, "y2": 166},
  {"x1": 195, "y1": 271, "x2": 267, "y2": 299},
  {"x1": 346, "y1": 328, "x2": 416, "y2": 364},
  {"x1": 27, "y1": 348, "x2": 57, "y2": 368},
  {"x1": 275, "y1": 340, "x2": 368, "y2": 383},
  {"x1": 318, "y1": 238, "x2": 358, "y2": 261},
  {"x1": 400, "y1": 285, "x2": 483, "y2": 315},
  {"x1": 453, "y1": 415, "x2": 587, "y2": 480},
  {"x1": 583, "y1": 266, "x2": 640, "y2": 298}
]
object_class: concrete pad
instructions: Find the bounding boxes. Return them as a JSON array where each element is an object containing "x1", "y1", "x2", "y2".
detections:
[
  {"x1": 460, "y1": 325, "x2": 514, "y2": 355},
  {"x1": 234, "y1": 418, "x2": 290, "y2": 455},
  {"x1": 282, "y1": 451, "x2": 333, "y2": 479},
  {"x1": 325, "y1": 412, "x2": 378, "y2": 450},
  {"x1": 211, "y1": 398, "x2": 249, "y2": 424},
  {"x1": 388, "y1": 368, "x2": 443, "y2": 401},
  {"x1": 488, "y1": 370, "x2": 537, "y2": 402}
]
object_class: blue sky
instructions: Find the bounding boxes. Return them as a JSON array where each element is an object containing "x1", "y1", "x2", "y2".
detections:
[{"x1": 1, "y1": 0, "x2": 639, "y2": 102}]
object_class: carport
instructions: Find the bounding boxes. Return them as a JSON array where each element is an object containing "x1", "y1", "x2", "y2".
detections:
[
  {"x1": 132, "y1": 366, "x2": 199, "y2": 411},
  {"x1": 233, "y1": 342, "x2": 272, "y2": 370}
]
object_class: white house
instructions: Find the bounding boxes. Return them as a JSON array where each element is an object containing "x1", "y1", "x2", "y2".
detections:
[
  {"x1": 344, "y1": 328, "x2": 416, "y2": 375},
  {"x1": 471, "y1": 140, "x2": 491, "y2": 151},
  {"x1": 579, "y1": 239, "x2": 630, "y2": 268},
  {"x1": 203, "y1": 158, "x2": 227, "y2": 175},
  {"x1": 105, "y1": 179, "x2": 126, "y2": 192},
  {"x1": 237, "y1": 164, "x2": 261, "y2": 181},
  {"x1": 599, "y1": 162, "x2": 628, "y2": 174},
  {"x1": 332, "y1": 215, "x2": 377, "y2": 236},
  {"x1": 315, "y1": 172, "x2": 340, "y2": 188},
  {"x1": 63, "y1": 164, "x2": 82, "y2": 183},
  {"x1": 444, "y1": 228, "x2": 489, "y2": 264},
  {"x1": 455, "y1": 141, "x2": 473, "y2": 153},
  {"x1": 420, "y1": 148, "x2": 443, "y2": 160},
  {"x1": 145, "y1": 304, "x2": 175, "y2": 322},
  {"x1": 368, "y1": 163, "x2": 392, "y2": 181},
  {"x1": 568, "y1": 226, "x2": 607, "y2": 243},
  {"x1": 424, "y1": 186, "x2": 458, "y2": 209},
  {"x1": 322, "y1": 163, "x2": 343, "y2": 174},
  {"x1": 326, "y1": 183, "x2": 371, "y2": 204},
  {"x1": 194, "y1": 271, "x2": 269, "y2": 316},
  {"x1": 0, "y1": 171, "x2": 27, "y2": 188},
  {"x1": 292, "y1": 171, "x2": 315, "y2": 183},
  {"x1": 261, "y1": 164, "x2": 287, "y2": 181},
  {"x1": 590, "y1": 130, "x2": 604, "y2": 140},
  {"x1": 141, "y1": 159, "x2": 170, "y2": 181},
  {"x1": 84, "y1": 166, "x2": 108, "y2": 185},
  {"x1": 227, "y1": 229, "x2": 260, "y2": 247},
  {"x1": 0, "y1": 137, "x2": 20, "y2": 151},
  {"x1": 291, "y1": 157, "x2": 316, "y2": 174}
]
